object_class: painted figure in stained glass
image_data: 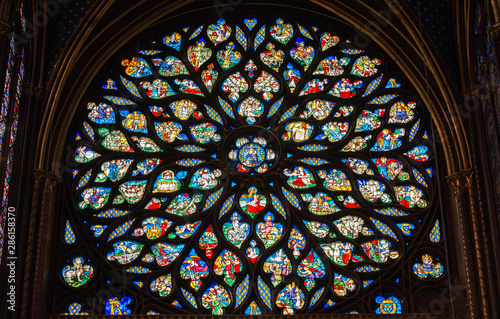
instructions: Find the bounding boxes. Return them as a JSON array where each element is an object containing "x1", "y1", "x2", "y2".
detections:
[
  {"x1": 150, "y1": 274, "x2": 173, "y2": 297},
  {"x1": 373, "y1": 157, "x2": 405, "y2": 180},
  {"x1": 140, "y1": 79, "x2": 175, "y2": 99},
  {"x1": 357, "y1": 179, "x2": 391, "y2": 203},
  {"x1": 246, "y1": 239, "x2": 260, "y2": 262},
  {"x1": 282, "y1": 122, "x2": 313, "y2": 142},
  {"x1": 149, "y1": 105, "x2": 168, "y2": 117},
  {"x1": 342, "y1": 135, "x2": 371, "y2": 152},
  {"x1": 188, "y1": 168, "x2": 222, "y2": 189},
  {"x1": 256, "y1": 212, "x2": 283, "y2": 248},
  {"x1": 317, "y1": 169, "x2": 351, "y2": 191},
  {"x1": 121, "y1": 110, "x2": 147, "y2": 133},
  {"x1": 304, "y1": 220, "x2": 330, "y2": 238},
  {"x1": 180, "y1": 249, "x2": 209, "y2": 290},
  {"x1": 122, "y1": 57, "x2": 153, "y2": 77},
  {"x1": 96, "y1": 159, "x2": 133, "y2": 182},
  {"x1": 412, "y1": 254, "x2": 444, "y2": 279},
  {"x1": 394, "y1": 185, "x2": 427, "y2": 208},
  {"x1": 174, "y1": 79, "x2": 203, "y2": 95},
  {"x1": 152, "y1": 56, "x2": 189, "y2": 76},
  {"x1": 355, "y1": 109, "x2": 384, "y2": 132},
  {"x1": 105, "y1": 296, "x2": 132, "y2": 315},
  {"x1": 321, "y1": 242, "x2": 355, "y2": 266},
  {"x1": 297, "y1": 250, "x2": 325, "y2": 290},
  {"x1": 87, "y1": 102, "x2": 115, "y2": 123},
  {"x1": 222, "y1": 72, "x2": 248, "y2": 102},
  {"x1": 107, "y1": 241, "x2": 143, "y2": 264},
  {"x1": 190, "y1": 123, "x2": 220, "y2": 144},
  {"x1": 320, "y1": 121, "x2": 348, "y2": 142},
  {"x1": 300, "y1": 79, "x2": 329, "y2": 95},
  {"x1": 207, "y1": 19, "x2": 231, "y2": 45},
  {"x1": 62, "y1": 257, "x2": 93, "y2": 288},
  {"x1": 187, "y1": 38, "x2": 212, "y2": 71},
  {"x1": 223, "y1": 213, "x2": 250, "y2": 247},
  {"x1": 151, "y1": 243, "x2": 184, "y2": 266},
  {"x1": 199, "y1": 225, "x2": 218, "y2": 259},
  {"x1": 80, "y1": 187, "x2": 110, "y2": 209},
  {"x1": 388, "y1": 101, "x2": 416, "y2": 123},
  {"x1": 260, "y1": 43, "x2": 284, "y2": 71},
  {"x1": 201, "y1": 284, "x2": 230, "y2": 315},
  {"x1": 238, "y1": 97, "x2": 264, "y2": 124},
  {"x1": 333, "y1": 273, "x2": 356, "y2": 296},
  {"x1": 99, "y1": 128, "x2": 132, "y2": 152},
  {"x1": 270, "y1": 19, "x2": 294, "y2": 44},
  {"x1": 288, "y1": 226, "x2": 306, "y2": 258},
  {"x1": 131, "y1": 136, "x2": 161, "y2": 152},
  {"x1": 371, "y1": 128, "x2": 405, "y2": 151},
  {"x1": 201, "y1": 63, "x2": 218, "y2": 92},
  {"x1": 342, "y1": 158, "x2": 374, "y2": 175},
  {"x1": 283, "y1": 63, "x2": 301, "y2": 92},
  {"x1": 163, "y1": 32, "x2": 181, "y2": 50},
  {"x1": 301, "y1": 100, "x2": 334, "y2": 120},
  {"x1": 214, "y1": 249, "x2": 243, "y2": 286},
  {"x1": 284, "y1": 166, "x2": 316, "y2": 189},
  {"x1": 290, "y1": 38, "x2": 315, "y2": 70},
  {"x1": 239, "y1": 186, "x2": 267, "y2": 218},
  {"x1": 75, "y1": 146, "x2": 100, "y2": 163},
  {"x1": 169, "y1": 100, "x2": 197, "y2": 120},
  {"x1": 276, "y1": 283, "x2": 305, "y2": 315},
  {"x1": 133, "y1": 217, "x2": 172, "y2": 240},
  {"x1": 320, "y1": 32, "x2": 340, "y2": 50},
  {"x1": 405, "y1": 145, "x2": 430, "y2": 161},
  {"x1": 361, "y1": 239, "x2": 398, "y2": 263},
  {"x1": 244, "y1": 60, "x2": 257, "y2": 77},
  {"x1": 301, "y1": 192, "x2": 339, "y2": 215},
  {"x1": 351, "y1": 56, "x2": 381, "y2": 77},
  {"x1": 330, "y1": 78, "x2": 363, "y2": 98},
  {"x1": 133, "y1": 158, "x2": 161, "y2": 176},
  {"x1": 333, "y1": 215, "x2": 372, "y2": 239},
  {"x1": 263, "y1": 249, "x2": 292, "y2": 286},
  {"x1": 154, "y1": 121, "x2": 183, "y2": 142},
  {"x1": 217, "y1": 42, "x2": 241, "y2": 70},
  {"x1": 254, "y1": 71, "x2": 280, "y2": 101},
  {"x1": 336, "y1": 105, "x2": 355, "y2": 117},
  {"x1": 171, "y1": 221, "x2": 202, "y2": 239},
  {"x1": 153, "y1": 170, "x2": 182, "y2": 193},
  {"x1": 338, "y1": 195, "x2": 361, "y2": 208},
  {"x1": 313, "y1": 56, "x2": 350, "y2": 76}
]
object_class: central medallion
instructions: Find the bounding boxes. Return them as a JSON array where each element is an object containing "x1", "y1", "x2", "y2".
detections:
[{"x1": 224, "y1": 126, "x2": 280, "y2": 174}]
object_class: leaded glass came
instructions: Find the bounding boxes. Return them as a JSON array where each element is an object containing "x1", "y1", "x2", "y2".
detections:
[{"x1": 58, "y1": 14, "x2": 442, "y2": 315}]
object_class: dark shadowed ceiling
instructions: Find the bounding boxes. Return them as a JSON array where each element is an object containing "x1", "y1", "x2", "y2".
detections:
[{"x1": 44, "y1": 0, "x2": 461, "y2": 89}]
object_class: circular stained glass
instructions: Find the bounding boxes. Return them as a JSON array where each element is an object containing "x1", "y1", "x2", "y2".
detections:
[{"x1": 61, "y1": 13, "x2": 441, "y2": 315}]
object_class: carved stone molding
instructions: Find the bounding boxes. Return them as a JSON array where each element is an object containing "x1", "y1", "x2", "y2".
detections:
[
  {"x1": 446, "y1": 169, "x2": 473, "y2": 196},
  {"x1": 0, "y1": 19, "x2": 9, "y2": 35},
  {"x1": 23, "y1": 83, "x2": 45, "y2": 100},
  {"x1": 489, "y1": 23, "x2": 500, "y2": 39},
  {"x1": 461, "y1": 86, "x2": 479, "y2": 99}
]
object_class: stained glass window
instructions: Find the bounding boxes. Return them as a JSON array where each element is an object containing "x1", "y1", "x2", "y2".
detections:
[
  {"x1": 58, "y1": 15, "x2": 445, "y2": 315},
  {"x1": 0, "y1": 4, "x2": 26, "y2": 263}
]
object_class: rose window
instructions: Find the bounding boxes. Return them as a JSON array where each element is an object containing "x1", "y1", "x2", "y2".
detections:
[{"x1": 59, "y1": 15, "x2": 443, "y2": 316}]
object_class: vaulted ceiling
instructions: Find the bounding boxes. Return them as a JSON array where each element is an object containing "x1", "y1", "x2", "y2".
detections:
[{"x1": 44, "y1": 0, "x2": 460, "y2": 88}]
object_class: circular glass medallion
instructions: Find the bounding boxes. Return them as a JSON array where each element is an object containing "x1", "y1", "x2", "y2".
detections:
[
  {"x1": 238, "y1": 143, "x2": 265, "y2": 168},
  {"x1": 224, "y1": 126, "x2": 280, "y2": 175}
]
